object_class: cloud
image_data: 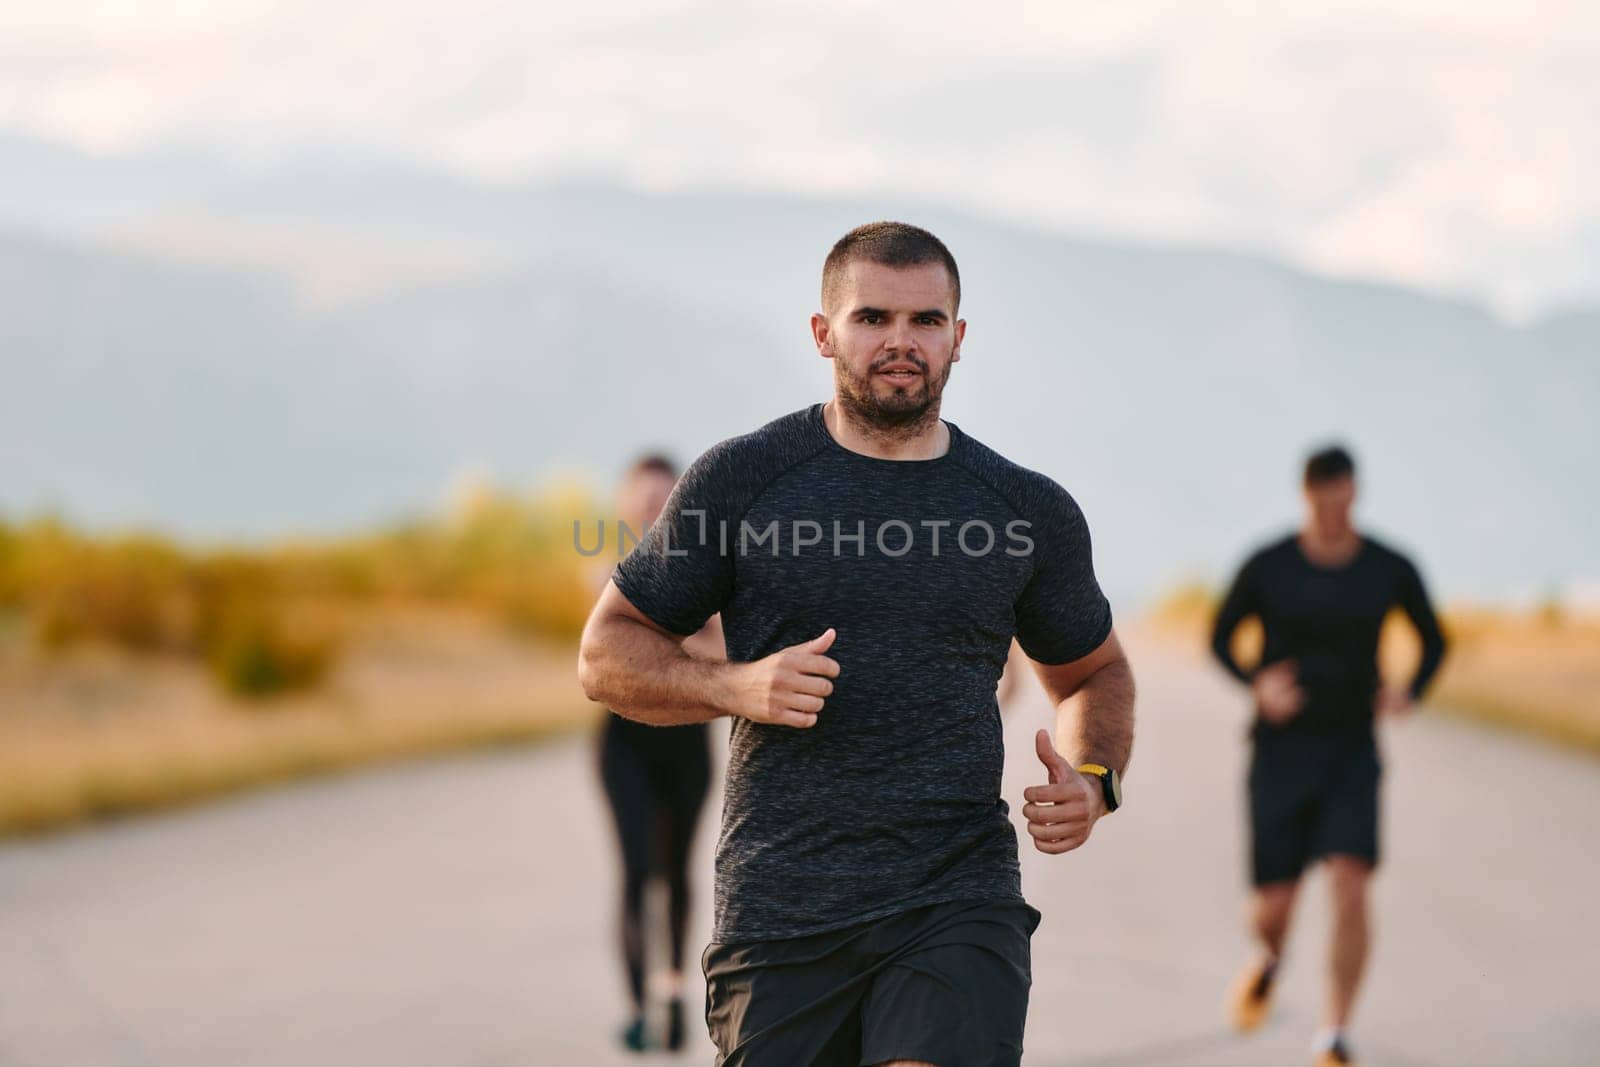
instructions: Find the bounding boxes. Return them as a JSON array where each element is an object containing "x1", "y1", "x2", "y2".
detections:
[{"x1": 1, "y1": 0, "x2": 1597, "y2": 315}]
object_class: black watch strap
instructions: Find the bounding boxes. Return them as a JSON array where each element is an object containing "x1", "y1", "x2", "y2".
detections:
[{"x1": 1077, "y1": 763, "x2": 1121, "y2": 813}]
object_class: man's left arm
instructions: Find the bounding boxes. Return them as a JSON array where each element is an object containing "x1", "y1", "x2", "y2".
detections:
[
  {"x1": 1021, "y1": 632, "x2": 1135, "y2": 853},
  {"x1": 1383, "y1": 558, "x2": 1448, "y2": 715},
  {"x1": 1010, "y1": 478, "x2": 1135, "y2": 855},
  {"x1": 1035, "y1": 630, "x2": 1136, "y2": 776}
]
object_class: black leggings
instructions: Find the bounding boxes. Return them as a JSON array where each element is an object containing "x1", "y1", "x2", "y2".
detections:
[{"x1": 598, "y1": 715, "x2": 712, "y2": 1009}]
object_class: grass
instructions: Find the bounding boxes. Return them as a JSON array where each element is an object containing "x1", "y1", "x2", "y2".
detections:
[
  {"x1": 1403, "y1": 609, "x2": 1600, "y2": 753},
  {"x1": 0, "y1": 477, "x2": 610, "y2": 838},
  {"x1": 0, "y1": 481, "x2": 600, "y2": 696},
  {"x1": 0, "y1": 607, "x2": 595, "y2": 836}
]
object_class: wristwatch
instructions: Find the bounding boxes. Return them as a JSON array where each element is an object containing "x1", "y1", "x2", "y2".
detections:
[{"x1": 1076, "y1": 763, "x2": 1122, "y2": 813}]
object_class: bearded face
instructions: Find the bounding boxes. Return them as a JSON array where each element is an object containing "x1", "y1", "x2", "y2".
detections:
[
  {"x1": 833, "y1": 346, "x2": 953, "y2": 430},
  {"x1": 814, "y1": 259, "x2": 963, "y2": 435}
]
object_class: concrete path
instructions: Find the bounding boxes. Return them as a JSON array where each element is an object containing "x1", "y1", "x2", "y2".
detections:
[{"x1": 1, "y1": 636, "x2": 1596, "y2": 1066}]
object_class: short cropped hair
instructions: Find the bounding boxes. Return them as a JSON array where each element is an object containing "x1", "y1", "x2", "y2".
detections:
[
  {"x1": 821, "y1": 222, "x2": 961, "y2": 314},
  {"x1": 1304, "y1": 445, "x2": 1356, "y2": 485},
  {"x1": 626, "y1": 453, "x2": 678, "y2": 480}
]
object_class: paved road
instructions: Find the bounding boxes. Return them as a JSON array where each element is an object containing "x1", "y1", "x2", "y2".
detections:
[{"x1": 1, "y1": 636, "x2": 1596, "y2": 1066}]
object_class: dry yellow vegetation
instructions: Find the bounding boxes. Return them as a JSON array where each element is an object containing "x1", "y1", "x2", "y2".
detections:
[
  {"x1": 0, "y1": 483, "x2": 610, "y2": 835},
  {"x1": 0, "y1": 607, "x2": 592, "y2": 835}
]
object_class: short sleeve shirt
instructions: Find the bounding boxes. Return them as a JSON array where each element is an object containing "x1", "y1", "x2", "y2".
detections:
[{"x1": 613, "y1": 403, "x2": 1112, "y2": 942}]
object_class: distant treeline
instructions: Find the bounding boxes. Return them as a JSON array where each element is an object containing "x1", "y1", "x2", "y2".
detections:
[{"x1": 0, "y1": 484, "x2": 597, "y2": 698}]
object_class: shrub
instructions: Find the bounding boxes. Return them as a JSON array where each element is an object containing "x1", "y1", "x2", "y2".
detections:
[
  {"x1": 26, "y1": 530, "x2": 190, "y2": 652},
  {"x1": 3, "y1": 478, "x2": 599, "y2": 695},
  {"x1": 207, "y1": 609, "x2": 339, "y2": 699}
]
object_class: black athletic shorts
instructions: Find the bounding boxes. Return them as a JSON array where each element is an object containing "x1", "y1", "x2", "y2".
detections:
[
  {"x1": 703, "y1": 897, "x2": 1041, "y2": 1067},
  {"x1": 1248, "y1": 729, "x2": 1382, "y2": 886}
]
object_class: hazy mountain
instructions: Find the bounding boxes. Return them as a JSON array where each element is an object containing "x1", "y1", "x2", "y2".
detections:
[
  {"x1": 0, "y1": 232, "x2": 803, "y2": 537},
  {"x1": 1, "y1": 134, "x2": 1594, "y2": 605}
]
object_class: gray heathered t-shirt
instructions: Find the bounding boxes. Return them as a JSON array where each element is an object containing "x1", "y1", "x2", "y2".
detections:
[{"x1": 612, "y1": 403, "x2": 1112, "y2": 944}]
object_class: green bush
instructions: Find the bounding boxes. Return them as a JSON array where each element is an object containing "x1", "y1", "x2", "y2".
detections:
[{"x1": 207, "y1": 610, "x2": 338, "y2": 699}]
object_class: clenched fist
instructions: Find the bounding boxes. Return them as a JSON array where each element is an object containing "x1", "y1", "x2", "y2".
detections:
[
  {"x1": 723, "y1": 628, "x2": 840, "y2": 728},
  {"x1": 1022, "y1": 729, "x2": 1105, "y2": 855},
  {"x1": 1376, "y1": 685, "x2": 1414, "y2": 718},
  {"x1": 1252, "y1": 660, "x2": 1305, "y2": 724}
]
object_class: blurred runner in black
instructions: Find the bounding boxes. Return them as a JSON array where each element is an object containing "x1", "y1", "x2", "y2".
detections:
[
  {"x1": 1211, "y1": 445, "x2": 1447, "y2": 1067},
  {"x1": 596, "y1": 454, "x2": 719, "y2": 1053},
  {"x1": 579, "y1": 222, "x2": 1136, "y2": 1067}
]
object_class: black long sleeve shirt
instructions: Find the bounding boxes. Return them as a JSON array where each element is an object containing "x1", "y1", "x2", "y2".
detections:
[{"x1": 1211, "y1": 533, "x2": 1448, "y2": 736}]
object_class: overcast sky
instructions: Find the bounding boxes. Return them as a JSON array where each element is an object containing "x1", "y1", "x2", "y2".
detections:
[{"x1": 2, "y1": 0, "x2": 1596, "y2": 318}]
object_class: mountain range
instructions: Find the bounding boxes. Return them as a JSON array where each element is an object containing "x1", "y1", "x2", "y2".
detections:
[{"x1": 2, "y1": 133, "x2": 1594, "y2": 606}]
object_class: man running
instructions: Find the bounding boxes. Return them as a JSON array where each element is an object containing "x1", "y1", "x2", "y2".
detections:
[
  {"x1": 1211, "y1": 445, "x2": 1447, "y2": 1067},
  {"x1": 578, "y1": 221, "x2": 1135, "y2": 1066}
]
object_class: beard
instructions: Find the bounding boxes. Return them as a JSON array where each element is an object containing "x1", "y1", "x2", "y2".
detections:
[{"x1": 833, "y1": 352, "x2": 953, "y2": 433}]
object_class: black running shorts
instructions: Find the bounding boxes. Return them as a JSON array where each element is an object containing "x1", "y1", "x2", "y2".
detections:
[
  {"x1": 1248, "y1": 730, "x2": 1382, "y2": 885},
  {"x1": 703, "y1": 897, "x2": 1041, "y2": 1067}
]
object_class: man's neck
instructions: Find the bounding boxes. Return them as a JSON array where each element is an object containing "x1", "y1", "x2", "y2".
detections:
[
  {"x1": 822, "y1": 398, "x2": 950, "y2": 461},
  {"x1": 1298, "y1": 523, "x2": 1361, "y2": 566}
]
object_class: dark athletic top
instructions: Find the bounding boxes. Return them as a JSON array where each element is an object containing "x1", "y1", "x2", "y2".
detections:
[
  {"x1": 612, "y1": 403, "x2": 1112, "y2": 943},
  {"x1": 1210, "y1": 533, "x2": 1447, "y2": 738}
]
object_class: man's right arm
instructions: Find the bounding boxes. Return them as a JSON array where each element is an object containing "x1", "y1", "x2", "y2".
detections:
[
  {"x1": 1210, "y1": 556, "x2": 1259, "y2": 684},
  {"x1": 578, "y1": 580, "x2": 838, "y2": 728},
  {"x1": 1210, "y1": 554, "x2": 1305, "y2": 721}
]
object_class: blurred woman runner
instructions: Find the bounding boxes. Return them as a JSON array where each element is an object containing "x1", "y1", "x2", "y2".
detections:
[{"x1": 595, "y1": 454, "x2": 721, "y2": 1052}]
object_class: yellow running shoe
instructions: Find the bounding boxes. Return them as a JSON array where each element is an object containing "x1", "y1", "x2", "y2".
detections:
[{"x1": 1227, "y1": 956, "x2": 1278, "y2": 1033}]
